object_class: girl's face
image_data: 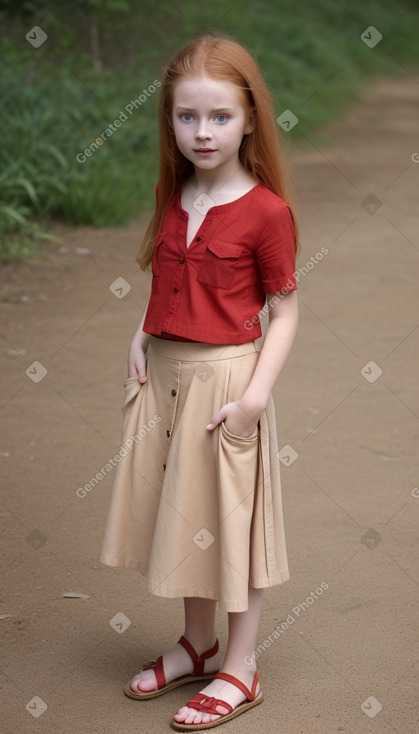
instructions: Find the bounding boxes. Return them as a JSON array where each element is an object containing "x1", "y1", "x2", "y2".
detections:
[{"x1": 172, "y1": 74, "x2": 254, "y2": 175}]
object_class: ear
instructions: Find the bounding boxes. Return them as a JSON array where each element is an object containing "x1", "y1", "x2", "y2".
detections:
[{"x1": 243, "y1": 110, "x2": 255, "y2": 135}]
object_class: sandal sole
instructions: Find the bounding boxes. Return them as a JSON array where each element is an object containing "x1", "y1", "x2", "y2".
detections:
[
  {"x1": 124, "y1": 672, "x2": 219, "y2": 700},
  {"x1": 171, "y1": 693, "x2": 264, "y2": 730}
]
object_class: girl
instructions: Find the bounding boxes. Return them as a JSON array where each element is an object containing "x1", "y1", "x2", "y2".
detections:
[{"x1": 101, "y1": 34, "x2": 299, "y2": 730}]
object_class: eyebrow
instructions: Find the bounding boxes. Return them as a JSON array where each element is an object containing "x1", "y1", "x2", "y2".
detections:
[{"x1": 174, "y1": 106, "x2": 234, "y2": 113}]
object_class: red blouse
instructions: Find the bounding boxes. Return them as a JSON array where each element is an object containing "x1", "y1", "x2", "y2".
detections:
[{"x1": 143, "y1": 183, "x2": 297, "y2": 344}]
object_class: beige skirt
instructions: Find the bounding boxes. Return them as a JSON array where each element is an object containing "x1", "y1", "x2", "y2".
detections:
[{"x1": 100, "y1": 336, "x2": 289, "y2": 612}]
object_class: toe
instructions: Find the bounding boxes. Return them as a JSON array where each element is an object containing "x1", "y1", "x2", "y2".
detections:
[
  {"x1": 129, "y1": 673, "x2": 156, "y2": 693},
  {"x1": 173, "y1": 705, "x2": 192, "y2": 723},
  {"x1": 173, "y1": 703, "x2": 226, "y2": 724},
  {"x1": 187, "y1": 707, "x2": 222, "y2": 724},
  {"x1": 185, "y1": 708, "x2": 202, "y2": 725},
  {"x1": 173, "y1": 707, "x2": 207, "y2": 725}
]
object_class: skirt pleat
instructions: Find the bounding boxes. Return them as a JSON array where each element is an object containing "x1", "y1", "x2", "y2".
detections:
[{"x1": 100, "y1": 336, "x2": 289, "y2": 612}]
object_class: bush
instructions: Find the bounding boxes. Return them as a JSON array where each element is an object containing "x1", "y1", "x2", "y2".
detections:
[{"x1": 1, "y1": 0, "x2": 419, "y2": 258}]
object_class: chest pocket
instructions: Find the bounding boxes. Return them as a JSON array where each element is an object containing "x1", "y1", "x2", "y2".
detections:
[
  {"x1": 151, "y1": 231, "x2": 166, "y2": 276},
  {"x1": 197, "y1": 240, "x2": 244, "y2": 289}
]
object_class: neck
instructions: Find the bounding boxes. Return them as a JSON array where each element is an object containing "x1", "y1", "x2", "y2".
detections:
[{"x1": 191, "y1": 158, "x2": 244, "y2": 194}]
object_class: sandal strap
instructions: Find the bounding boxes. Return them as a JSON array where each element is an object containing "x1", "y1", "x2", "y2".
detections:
[
  {"x1": 141, "y1": 655, "x2": 166, "y2": 689},
  {"x1": 177, "y1": 636, "x2": 219, "y2": 676},
  {"x1": 138, "y1": 637, "x2": 219, "y2": 691},
  {"x1": 214, "y1": 670, "x2": 259, "y2": 701},
  {"x1": 185, "y1": 693, "x2": 233, "y2": 716}
]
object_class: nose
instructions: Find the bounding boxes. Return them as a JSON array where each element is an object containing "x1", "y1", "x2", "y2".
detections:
[{"x1": 195, "y1": 117, "x2": 212, "y2": 141}]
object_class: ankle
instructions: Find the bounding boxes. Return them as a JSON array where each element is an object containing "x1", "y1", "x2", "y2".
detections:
[
  {"x1": 183, "y1": 631, "x2": 218, "y2": 655},
  {"x1": 222, "y1": 657, "x2": 257, "y2": 679}
]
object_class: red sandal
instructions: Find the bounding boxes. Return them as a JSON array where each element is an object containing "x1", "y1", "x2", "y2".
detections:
[
  {"x1": 171, "y1": 670, "x2": 264, "y2": 730},
  {"x1": 124, "y1": 636, "x2": 220, "y2": 700}
]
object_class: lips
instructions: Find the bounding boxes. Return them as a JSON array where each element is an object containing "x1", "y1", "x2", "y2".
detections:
[{"x1": 193, "y1": 148, "x2": 216, "y2": 152}]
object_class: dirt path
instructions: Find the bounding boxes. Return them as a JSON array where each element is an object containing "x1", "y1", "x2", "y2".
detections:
[{"x1": 1, "y1": 75, "x2": 418, "y2": 733}]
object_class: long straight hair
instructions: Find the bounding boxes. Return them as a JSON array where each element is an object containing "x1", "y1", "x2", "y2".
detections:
[{"x1": 137, "y1": 34, "x2": 299, "y2": 269}]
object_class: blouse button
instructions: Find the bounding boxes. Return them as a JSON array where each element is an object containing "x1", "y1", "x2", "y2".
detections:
[
  {"x1": 166, "y1": 430, "x2": 171, "y2": 438},
  {"x1": 173, "y1": 287, "x2": 179, "y2": 293},
  {"x1": 196, "y1": 236, "x2": 201, "y2": 242},
  {"x1": 171, "y1": 389, "x2": 177, "y2": 397},
  {"x1": 178, "y1": 258, "x2": 185, "y2": 264}
]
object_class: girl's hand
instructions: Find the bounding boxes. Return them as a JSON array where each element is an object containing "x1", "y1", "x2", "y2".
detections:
[
  {"x1": 207, "y1": 397, "x2": 264, "y2": 438},
  {"x1": 127, "y1": 339, "x2": 148, "y2": 382}
]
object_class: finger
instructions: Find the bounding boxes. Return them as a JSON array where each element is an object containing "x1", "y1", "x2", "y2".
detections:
[
  {"x1": 136, "y1": 356, "x2": 148, "y2": 383},
  {"x1": 137, "y1": 364, "x2": 147, "y2": 383},
  {"x1": 206, "y1": 409, "x2": 225, "y2": 431},
  {"x1": 127, "y1": 359, "x2": 147, "y2": 382}
]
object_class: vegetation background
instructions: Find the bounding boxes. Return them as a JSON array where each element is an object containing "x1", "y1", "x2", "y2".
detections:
[{"x1": 1, "y1": 0, "x2": 418, "y2": 260}]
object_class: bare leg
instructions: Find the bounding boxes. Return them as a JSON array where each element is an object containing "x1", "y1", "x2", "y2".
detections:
[
  {"x1": 173, "y1": 587, "x2": 264, "y2": 726},
  {"x1": 222, "y1": 586, "x2": 263, "y2": 677},
  {"x1": 128, "y1": 597, "x2": 219, "y2": 693},
  {"x1": 184, "y1": 597, "x2": 218, "y2": 652}
]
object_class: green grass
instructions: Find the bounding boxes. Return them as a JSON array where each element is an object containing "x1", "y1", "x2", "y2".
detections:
[
  {"x1": 0, "y1": 238, "x2": 47, "y2": 264},
  {"x1": 1, "y1": 0, "x2": 419, "y2": 260},
  {"x1": 0, "y1": 228, "x2": 56, "y2": 264}
]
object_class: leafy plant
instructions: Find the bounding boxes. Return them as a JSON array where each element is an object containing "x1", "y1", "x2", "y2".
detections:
[{"x1": 0, "y1": 0, "x2": 418, "y2": 261}]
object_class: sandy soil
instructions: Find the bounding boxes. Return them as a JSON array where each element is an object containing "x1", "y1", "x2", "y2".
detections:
[{"x1": 1, "y1": 75, "x2": 418, "y2": 733}]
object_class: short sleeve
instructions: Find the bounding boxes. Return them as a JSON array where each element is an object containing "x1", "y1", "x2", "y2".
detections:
[{"x1": 256, "y1": 203, "x2": 297, "y2": 293}]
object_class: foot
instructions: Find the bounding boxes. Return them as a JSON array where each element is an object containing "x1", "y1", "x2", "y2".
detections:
[
  {"x1": 173, "y1": 665, "x2": 261, "y2": 726},
  {"x1": 128, "y1": 638, "x2": 220, "y2": 694}
]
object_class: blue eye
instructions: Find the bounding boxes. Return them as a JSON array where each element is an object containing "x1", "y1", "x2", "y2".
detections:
[
  {"x1": 180, "y1": 114, "x2": 194, "y2": 122},
  {"x1": 214, "y1": 115, "x2": 228, "y2": 123}
]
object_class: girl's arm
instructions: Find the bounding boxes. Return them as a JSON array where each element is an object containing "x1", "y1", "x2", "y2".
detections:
[
  {"x1": 207, "y1": 290, "x2": 299, "y2": 436},
  {"x1": 127, "y1": 298, "x2": 151, "y2": 381}
]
